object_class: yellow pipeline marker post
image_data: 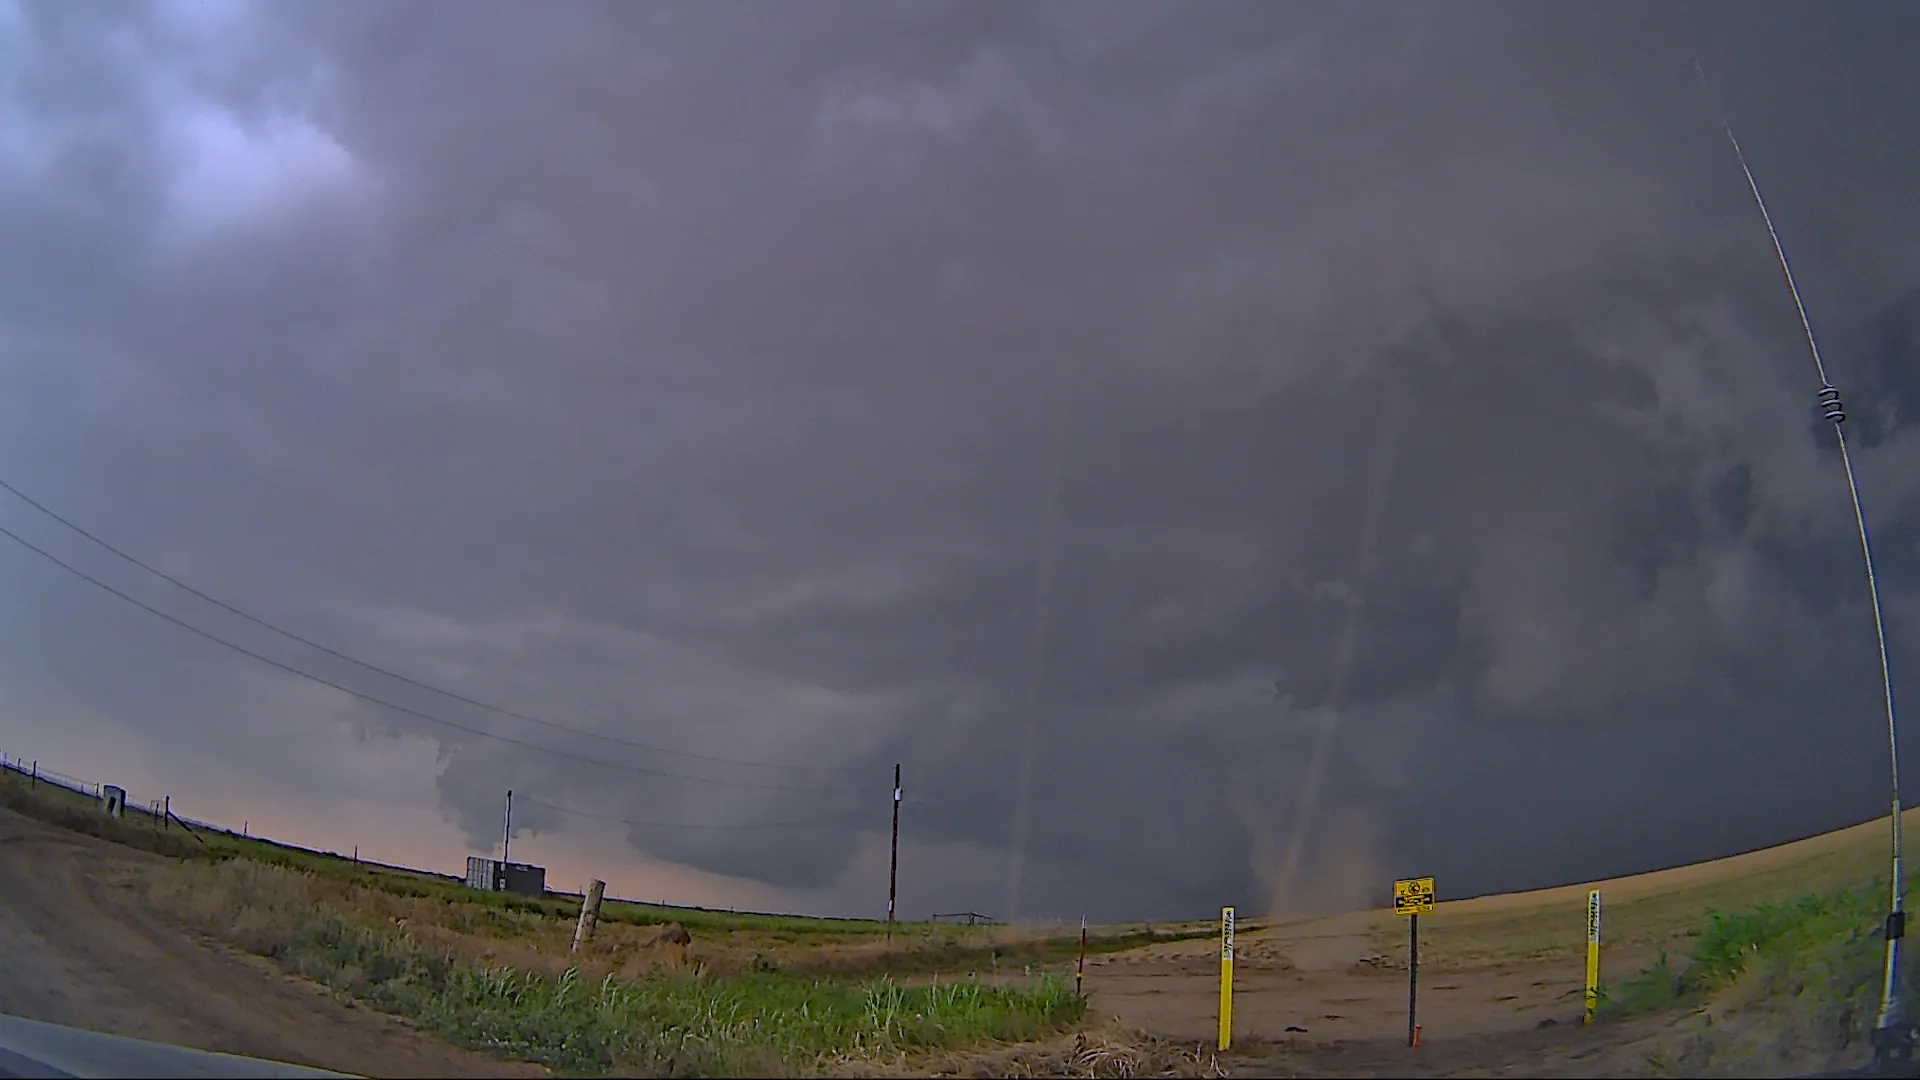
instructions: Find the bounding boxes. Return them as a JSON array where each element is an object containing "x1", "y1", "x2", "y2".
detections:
[
  {"x1": 1394, "y1": 877, "x2": 1435, "y2": 1048},
  {"x1": 1585, "y1": 889, "x2": 1602, "y2": 1024},
  {"x1": 1218, "y1": 905, "x2": 1235, "y2": 1051}
]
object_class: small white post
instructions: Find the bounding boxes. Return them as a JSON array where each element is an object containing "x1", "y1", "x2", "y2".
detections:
[{"x1": 572, "y1": 879, "x2": 607, "y2": 954}]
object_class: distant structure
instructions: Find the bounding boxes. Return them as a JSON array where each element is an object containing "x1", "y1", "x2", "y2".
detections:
[
  {"x1": 930, "y1": 911, "x2": 996, "y2": 927},
  {"x1": 469, "y1": 789, "x2": 548, "y2": 896},
  {"x1": 465, "y1": 856, "x2": 547, "y2": 897},
  {"x1": 100, "y1": 785, "x2": 125, "y2": 819}
]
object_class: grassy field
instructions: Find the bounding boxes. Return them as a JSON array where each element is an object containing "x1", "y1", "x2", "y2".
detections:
[
  {"x1": 1587, "y1": 870, "x2": 1917, "y2": 1076},
  {"x1": 1224, "y1": 807, "x2": 1920, "y2": 973},
  {"x1": 0, "y1": 769, "x2": 902, "y2": 931},
  {"x1": 12, "y1": 760, "x2": 1920, "y2": 1076},
  {"x1": 0, "y1": 770, "x2": 1180, "y2": 1075},
  {"x1": 1194, "y1": 808, "x2": 1920, "y2": 1077},
  {"x1": 122, "y1": 855, "x2": 1086, "y2": 1077},
  {"x1": 0, "y1": 766, "x2": 1217, "y2": 954}
]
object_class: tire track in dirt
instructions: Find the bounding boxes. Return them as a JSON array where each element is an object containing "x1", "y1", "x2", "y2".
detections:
[
  {"x1": 0, "y1": 808, "x2": 544, "y2": 1079},
  {"x1": 1073, "y1": 928, "x2": 1695, "y2": 1076}
]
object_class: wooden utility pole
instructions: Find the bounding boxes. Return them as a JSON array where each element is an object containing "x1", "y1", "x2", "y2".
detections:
[
  {"x1": 572, "y1": 879, "x2": 607, "y2": 954},
  {"x1": 1076, "y1": 915, "x2": 1088, "y2": 998},
  {"x1": 887, "y1": 764, "x2": 901, "y2": 945},
  {"x1": 502, "y1": 789, "x2": 513, "y2": 864}
]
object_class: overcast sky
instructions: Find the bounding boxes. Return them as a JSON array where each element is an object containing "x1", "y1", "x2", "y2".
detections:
[{"x1": 3, "y1": 0, "x2": 1920, "y2": 923}]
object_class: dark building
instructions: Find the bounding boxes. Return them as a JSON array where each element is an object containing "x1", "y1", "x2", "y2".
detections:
[{"x1": 465, "y1": 856, "x2": 548, "y2": 897}]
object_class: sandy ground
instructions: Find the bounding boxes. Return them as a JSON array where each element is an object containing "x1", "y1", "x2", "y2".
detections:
[
  {"x1": 1064, "y1": 811, "x2": 1920, "y2": 1077},
  {"x1": 1083, "y1": 911, "x2": 1668, "y2": 1041},
  {"x1": 1089, "y1": 950, "x2": 1592, "y2": 1044},
  {"x1": 0, "y1": 795, "x2": 1908, "y2": 1078},
  {"x1": 0, "y1": 807, "x2": 545, "y2": 1079},
  {"x1": 1075, "y1": 935, "x2": 1681, "y2": 1077}
]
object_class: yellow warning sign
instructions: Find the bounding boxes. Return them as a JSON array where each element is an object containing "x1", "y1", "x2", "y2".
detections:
[{"x1": 1394, "y1": 876, "x2": 1435, "y2": 916}]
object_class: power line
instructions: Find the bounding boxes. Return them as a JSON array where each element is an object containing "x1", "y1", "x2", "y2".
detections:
[
  {"x1": 0, "y1": 476, "x2": 861, "y2": 774},
  {"x1": 516, "y1": 793, "x2": 880, "y2": 831},
  {"x1": 0, "y1": 520, "x2": 855, "y2": 795}
]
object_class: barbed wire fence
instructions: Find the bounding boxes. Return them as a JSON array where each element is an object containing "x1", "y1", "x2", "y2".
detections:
[
  {"x1": 0, "y1": 750, "x2": 1435, "y2": 950},
  {"x1": 0, "y1": 749, "x2": 462, "y2": 882},
  {"x1": 0, "y1": 752, "x2": 99, "y2": 801},
  {"x1": 1, "y1": 749, "x2": 217, "y2": 833}
]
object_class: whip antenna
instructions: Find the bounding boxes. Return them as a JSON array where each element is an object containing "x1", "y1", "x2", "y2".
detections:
[{"x1": 1695, "y1": 59, "x2": 1910, "y2": 1067}]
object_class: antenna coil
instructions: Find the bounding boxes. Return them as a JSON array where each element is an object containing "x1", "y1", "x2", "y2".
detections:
[{"x1": 1819, "y1": 385, "x2": 1847, "y2": 426}]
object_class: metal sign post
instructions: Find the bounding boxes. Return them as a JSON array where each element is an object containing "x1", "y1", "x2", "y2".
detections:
[{"x1": 1394, "y1": 877, "x2": 1436, "y2": 1048}]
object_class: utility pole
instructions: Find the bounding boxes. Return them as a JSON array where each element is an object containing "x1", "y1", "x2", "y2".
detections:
[
  {"x1": 1076, "y1": 914, "x2": 1088, "y2": 998},
  {"x1": 887, "y1": 763, "x2": 901, "y2": 945},
  {"x1": 502, "y1": 789, "x2": 513, "y2": 865}
]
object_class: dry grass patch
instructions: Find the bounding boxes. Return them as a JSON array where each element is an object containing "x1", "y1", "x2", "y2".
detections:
[
  {"x1": 832, "y1": 1026, "x2": 1251, "y2": 1078},
  {"x1": 1233, "y1": 809, "x2": 1920, "y2": 975},
  {"x1": 129, "y1": 857, "x2": 1086, "y2": 1077}
]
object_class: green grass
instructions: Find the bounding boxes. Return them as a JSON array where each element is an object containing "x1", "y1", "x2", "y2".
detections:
[
  {"x1": 4, "y1": 770, "x2": 1096, "y2": 1074},
  {"x1": 207, "y1": 835, "x2": 899, "y2": 939},
  {"x1": 269, "y1": 908, "x2": 1085, "y2": 1076},
  {"x1": 783, "y1": 923, "x2": 1218, "y2": 978},
  {"x1": 1603, "y1": 949, "x2": 1686, "y2": 1016},
  {"x1": 1602, "y1": 881, "x2": 1906, "y2": 1017},
  {"x1": 1598, "y1": 874, "x2": 1919, "y2": 1073},
  {"x1": 0, "y1": 770, "x2": 1196, "y2": 979},
  {"x1": 0, "y1": 772, "x2": 210, "y2": 860},
  {"x1": 0, "y1": 770, "x2": 911, "y2": 938}
]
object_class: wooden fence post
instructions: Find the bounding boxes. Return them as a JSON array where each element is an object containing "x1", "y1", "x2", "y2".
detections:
[{"x1": 573, "y1": 879, "x2": 607, "y2": 954}]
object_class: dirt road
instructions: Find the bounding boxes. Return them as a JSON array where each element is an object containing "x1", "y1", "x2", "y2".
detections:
[
  {"x1": 1084, "y1": 932, "x2": 1630, "y2": 1045},
  {"x1": 1076, "y1": 917, "x2": 1692, "y2": 1077},
  {"x1": 0, "y1": 808, "x2": 543, "y2": 1079}
]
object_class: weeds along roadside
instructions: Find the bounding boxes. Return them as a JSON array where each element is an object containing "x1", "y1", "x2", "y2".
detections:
[
  {"x1": 140, "y1": 858, "x2": 1088, "y2": 1076},
  {"x1": 0, "y1": 769, "x2": 209, "y2": 860},
  {"x1": 1597, "y1": 875, "x2": 1920, "y2": 1076},
  {"x1": 0, "y1": 773, "x2": 1088, "y2": 1076},
  {"x1": 135, "y1": 858, "x2": 1087, "y2": 1077},
  {"x1": 0, "y1": 770, "x2": 1208, "y2": 960}
]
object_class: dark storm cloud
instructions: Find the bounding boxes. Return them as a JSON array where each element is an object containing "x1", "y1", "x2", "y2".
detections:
[{"x1": 4, "y1": 0, "x2": 1920, "y2": 920}]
